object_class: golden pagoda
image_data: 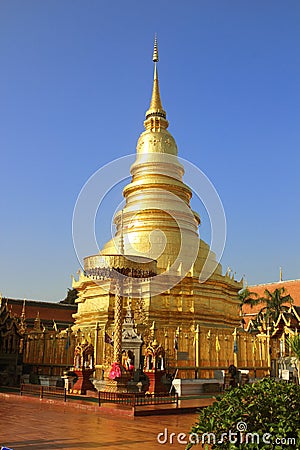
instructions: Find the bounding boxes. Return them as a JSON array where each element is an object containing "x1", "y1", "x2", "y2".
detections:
[{"x1": 72, "y1": 38, "x2": 244, "y2": 376}]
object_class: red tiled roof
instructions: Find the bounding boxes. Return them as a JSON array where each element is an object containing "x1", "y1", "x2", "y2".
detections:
[
  {"x1": 6, "y1": 298, "x2": 76, "y2": 326},
  {"x1": 242, "y1": 279, "x2": 300, "y2": 324}
]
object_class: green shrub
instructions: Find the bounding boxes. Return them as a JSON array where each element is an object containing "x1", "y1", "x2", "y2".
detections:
[{"x1": 187, "y1": 378, "x2": 300, "y2": 450}]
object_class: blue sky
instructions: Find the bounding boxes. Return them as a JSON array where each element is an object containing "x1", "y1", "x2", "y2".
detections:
[{"x1": 0, "y1": 1, "x2": 299, "y2": 301}]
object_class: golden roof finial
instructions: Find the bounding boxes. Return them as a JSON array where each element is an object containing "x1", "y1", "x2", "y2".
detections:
[
  {"x1": 144, "y1": 35, "x2": 168, "y2": 129},
  {"x1": 34, "y1": 311, "x2": 41, "y2": 332},
  {"x1": 19, "y1": 299, "x2": 27, "y2": 334},
  {"x1": 149, "y1": 35, "x2": 163, "y2": 112},
  {"x1": 153, "y1": 34, "x2": 159, "y2": 62},
  {"x1": 21, "y1": 299, "x2": 26, "y2": 320}
]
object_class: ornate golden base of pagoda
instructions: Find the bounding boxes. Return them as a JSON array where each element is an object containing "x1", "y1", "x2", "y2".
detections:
[{"x1": 72, "y1": 269, "x2": 243, "y2": 377}]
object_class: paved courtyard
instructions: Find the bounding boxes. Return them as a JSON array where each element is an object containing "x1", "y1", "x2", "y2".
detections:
[{"x1": 0, "y1": 395, "x2": 199, "y2": 450}]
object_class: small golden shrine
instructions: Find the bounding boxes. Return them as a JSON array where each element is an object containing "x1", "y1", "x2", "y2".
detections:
[{"x1": 71, "y1": 339, "x2": 95, "y2": 395}]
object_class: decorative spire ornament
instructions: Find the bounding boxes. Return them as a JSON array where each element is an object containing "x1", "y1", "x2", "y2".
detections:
[
  {"x1": 152, "y1": 34, "x2": 159, "y2": 62},
  {"x1": 19, "y1": 299, "x2": 27, "y2": 334},
  {"x1": 145, "y1": 35, "x2": 168, "y2": 129}
]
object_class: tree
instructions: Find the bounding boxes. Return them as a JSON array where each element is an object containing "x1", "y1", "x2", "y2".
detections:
[
  {"x1": 60, "y1": 288, "x2": 78, "y2": 305},
  {"x1": 288, "y1": 334, "x2": 300, "y2": 359},
  {"x1": 256, "y1": 287, "x2": 293, "y2": 327},
  {"x1": 238, "y1": 287, "x2": 259, "y2": 313},
  {"x1": 187, "y1": 378, "x2": 300, "y2": 449}
]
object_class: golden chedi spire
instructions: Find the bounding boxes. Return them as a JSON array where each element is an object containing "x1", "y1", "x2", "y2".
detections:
[
  {"x1": 102, "y1": 36, "x2": 203, "y2": 271},
  {"x1": 144, "y1": 36, "x2": 168, "y2": 131}
]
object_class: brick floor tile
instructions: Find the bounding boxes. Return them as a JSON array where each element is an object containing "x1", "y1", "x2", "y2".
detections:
[{"x1": 0, "y1": 395, "x2": 200, "y2": 450}]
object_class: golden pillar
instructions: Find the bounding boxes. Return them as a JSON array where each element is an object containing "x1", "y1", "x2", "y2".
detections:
[
  {"x1": 233, "y1": 328, "x2": 238, "y2": 367},
  {"x1": 94, "y1": 322, "x2": 100, "y2": 365},
  {"x1": 282, "y1": 332, "x2": 286, "y2": 356},
  {"x1": 113, "y1": 286, "x2": 123, "y2": 365},
  {"x1": 266, "y1": 326, "x2": 271, "y2": 369},
  {"x1": 195, "y1": 324, "x2": 200, "y2": 368}
]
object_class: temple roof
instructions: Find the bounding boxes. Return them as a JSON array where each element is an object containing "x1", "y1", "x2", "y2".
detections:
[
  {"x1": 242, "y1": 279, "x2": 300, "y2": 326},
  {"x1": 3, "y1": 298, "x2": 76, "y2": 330}
]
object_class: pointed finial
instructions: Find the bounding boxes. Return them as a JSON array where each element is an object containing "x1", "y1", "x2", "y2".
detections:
[
  {"x1": 279, "y1": 267, "x2": 283, "y2": 282},
  {"x1": 34, "y1": 311, "x2": 41, "y2": 331},
  {"x1": 153, "y1": 34, "x2": 159, "y2": 62},
  {"x1": 53, "y1": 319, "x2": 58, "y2": 332},
  {"x1": 150, "y1": 321, "x2": 157, "y2": 340},
  {"x1": 21, "y1": 299, "x2": 26, "y2": 317},
  {"x1": 20, "y1": 299, "x2": 27, "y2": 334},
  {"x1": 20, "y1": 299, "x2": 26, "y2": 323},
  {"x1": 144, "y1": 35, "x2": 168, "y2": 128}
]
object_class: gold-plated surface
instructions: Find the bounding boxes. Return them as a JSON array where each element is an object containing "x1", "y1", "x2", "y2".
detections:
[
  {"x1": 148, "y1": 68, "x2": 164, "y2": 114},
  {"x1": 72, "y1": 41, "x2": 245, "y2": 374},
  {"x1": 84, "y1": 254, "x2": 156, "y2": 274},
  {"x1": 113, "y1": 289, "x2": 123, "y2": 364},
  {"x1": 145, "y1": 37, "x2": 167, "y2": 128}
]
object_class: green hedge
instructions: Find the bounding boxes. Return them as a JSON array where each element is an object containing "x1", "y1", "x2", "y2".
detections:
[{"x1": 187, "y1": 378, "x2": 300, "y2": 449}]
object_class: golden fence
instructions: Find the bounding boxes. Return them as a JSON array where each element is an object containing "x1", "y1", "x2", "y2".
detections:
[
  {"x1": 23, "y1": 330, "x2": 75, "y2": 376},
  {"x1": 22, "y1": 325, "x2": 273, "y2": 379}
]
